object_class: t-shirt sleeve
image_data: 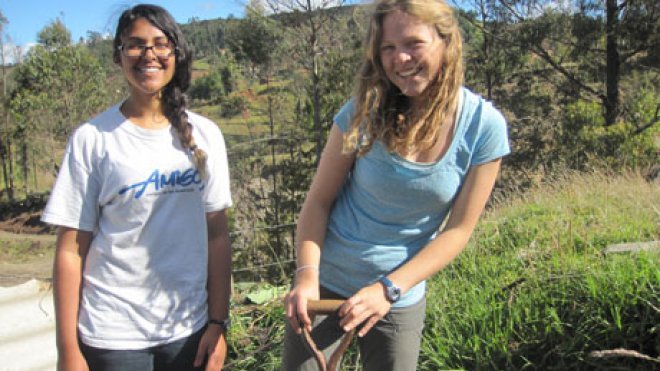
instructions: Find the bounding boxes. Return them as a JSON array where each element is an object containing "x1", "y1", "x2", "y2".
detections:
[
  {"x1": 333, "y1": 99, "x2": 356, "y2": 133},
  {"x1": 41, "y1": 128, "x2": 101, "y2": 231},
  {"x1": 202, "y1": 123, "x2": 233, "y2": 213},
  {"x1": 472, "y1": 102, "x2": 511, "y2": 165}
]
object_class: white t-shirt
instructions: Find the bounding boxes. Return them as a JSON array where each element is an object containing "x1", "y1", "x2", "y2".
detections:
[{"x1": 42, "y1": 103, "x2": 232, "y2": 349}]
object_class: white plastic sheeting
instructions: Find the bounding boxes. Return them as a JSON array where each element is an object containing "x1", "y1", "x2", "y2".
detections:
[{"x1": 0, "y1": 279, "x2": 56, "y2": 371}]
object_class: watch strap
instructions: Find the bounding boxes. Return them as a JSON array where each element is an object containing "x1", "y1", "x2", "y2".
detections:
[
  {"x1": 379, "y1": 276, "x2": 401, "y2": 303},
  {"x1": 208, "y1": 318, "x2": 231, "y2": 332}
]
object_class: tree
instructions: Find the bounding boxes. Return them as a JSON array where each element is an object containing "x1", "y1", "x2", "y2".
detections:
[
  {"x1": 447, "y1": 0, "x2": 658, "y2": 190},
  {"x1": 263, "y1": 0, "x2": 349, "y2": 165},
  {"x1": 181, "y1": 18, "x2": 229, "y2": 59},
  {"x1": 85, "y1": 31, "x2": 115, "y2": 73},
  {"x1": 190, "y1": 52, "x2": 242, "y2": 103},
  {"x1": 9, "y1": 21, "x2": 115, "y2": 196},
  {"x1": 498, "y1": 0, "x2": 659, "y2": 126},
  {"x1": 225, "y1": 4, "x2": 281, "y2": 80},
  {"x1": 0, "y1": 10, "x2": 13, "y2": 201},
  {"x1": 460, "y1": 0, "x2": 524, "y2": 101},
  {"x1": 37, "y1": 18, "x2": 71, "y2": 49}
]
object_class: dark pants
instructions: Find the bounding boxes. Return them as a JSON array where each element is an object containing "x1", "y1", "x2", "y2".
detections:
[
  {"x1": 281, "y1": 288, "x2": 426, "y2": 371},
  {"x1": 80, "y1": 327, "x2": 205, "y2": 371}
]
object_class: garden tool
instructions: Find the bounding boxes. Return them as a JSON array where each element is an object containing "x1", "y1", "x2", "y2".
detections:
[{"x1": 302, "y1": 299, "x2": 356, "y2": 371}]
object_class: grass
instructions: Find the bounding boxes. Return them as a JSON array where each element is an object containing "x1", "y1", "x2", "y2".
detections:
[
  {"x1": 0, "y1": 235, "x2": 55, "y2": 263},
  {"x1": 420, "y1": 171, "x2": 659, "y2": 370},
  {"x1": 192, "y1": 59, "x2": 211, "y2": 72},
  {"x1": 0, "y1": 237, "x2": 38, "y2": 263},
  {"x1": 190, "y1": 78, "x2": 298, "y2": 139},
  {"x1": 224, "y1": 171, "x2": 659, "y2": 370}
]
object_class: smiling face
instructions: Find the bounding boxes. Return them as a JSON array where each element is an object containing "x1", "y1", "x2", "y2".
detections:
[
  {"x1": 118, "y1": 17, "x2": 176, "y2": 99},
  {"x1": 379, "y1": 9, "x2": 445, "y2": 104}
]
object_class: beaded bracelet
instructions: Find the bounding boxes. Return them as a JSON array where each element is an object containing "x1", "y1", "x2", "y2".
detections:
[{"x1": 295, "y1": 265, "x2": 319, "y2": 274}]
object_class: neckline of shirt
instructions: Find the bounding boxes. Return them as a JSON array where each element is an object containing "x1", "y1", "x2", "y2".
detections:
[
  {"x1": 113, "y1": 102, "x2": 174, "y2": 140},
  {"x1": 388, "y1": 88, "x2": 466, "y2": 168}
]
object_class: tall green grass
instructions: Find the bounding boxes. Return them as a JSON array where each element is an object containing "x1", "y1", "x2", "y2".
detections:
[
  {"x1": 225, "y1": 171, "x2": 659, "y2": 370},
  {"x1": 420, "y1": 171, "x2": 659, "y2": 370}
]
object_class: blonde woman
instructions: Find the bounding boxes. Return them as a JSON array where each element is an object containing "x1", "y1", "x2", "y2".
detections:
[{"x1": 283, "y1": 0, "x2": 510, "y2": 369}]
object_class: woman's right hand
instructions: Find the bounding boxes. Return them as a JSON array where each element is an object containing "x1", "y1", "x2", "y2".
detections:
[
  {"x1": 284, "y1": 271, "x2": 319, "y2": 334},
  {"x1": 57, "y1": 347, "x2": 89, "y2": 371}
]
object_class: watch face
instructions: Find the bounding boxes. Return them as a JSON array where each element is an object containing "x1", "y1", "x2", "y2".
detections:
[
  {"x1": 381, "y1": 277, "x2": 401, "y2": 303},
  {"x1": 388, "y1": 286, "x2": 401, "y2": 302}
]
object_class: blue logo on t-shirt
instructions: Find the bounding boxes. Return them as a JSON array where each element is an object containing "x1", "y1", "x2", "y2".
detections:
[{"x1": 119, "y1": 168, "x2": 202, "y2": 199}]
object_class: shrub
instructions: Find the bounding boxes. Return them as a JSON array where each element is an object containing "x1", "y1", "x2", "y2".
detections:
[
  {"x1": 219, "y1": 94, "x2": 248, "y2": 118},
  {"x1": 559, "y1": 91, "x2": 658, "y2": 171}
]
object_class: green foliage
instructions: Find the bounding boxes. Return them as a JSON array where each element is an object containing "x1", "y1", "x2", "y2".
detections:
[
  {"x1": 0, "y1": 237, "x2": 53, "y2": 263},
  {"x1": 190, "y1": 52, "x2": 242, "y2": 103},
  {"x1": 180, "y1": 18, "x2": 232, "y2": 58},
  {"x1": 0, "y1": 11, "x2": 6, "y2": 33},
  {"x1": 193, "y1": 59, "x2": 210, "y2": 71},
  {"x1": 225, "y1": 6, "x2": 281, "y2": 76},
  {"x1": 467, "y1": 0, "x2": 659, "y2": 189},
  {"x1": 418, "y1": 172, "x2": 659, "y2": 370},
  {"x1": 226, "y1": 300, "x2": 287, "y2": 370},
  {"x1": 190, "y1": 71, "x2": 226, "y2": 102},
  {"x1": 37, "y1": 18, "x2": 71, "y2": 48},
  {"x1": 461, "y1": 4, "x2": 528, "y2": 100},
  {"x1": 558, "y1": 89, "x2": 658, "y2": 170},
  {"x1": 84, "y1": 31, "x2": 116, "y2": 73},
  {"x1": 10, "y1": 44, "x2": 110, "y2": 139},
  {"x1": 613, "y1": 0, "x2": 659, "y2": 69},
  {"x1": 219, "y1": 94, "x2": 248, "y2": 118},
  {"x1": 7, "y1": 20, "x2": 118, "y2": 195},
  {"x1": 317, "y1": 46, "x2": 361, "y2": 124}
]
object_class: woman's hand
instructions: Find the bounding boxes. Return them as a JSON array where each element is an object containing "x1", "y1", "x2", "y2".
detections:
[
  {"x1": 194, "y1": 326, "x2": 227, "y2": 370},
  {"x1": 284, "y1": 271, "x2": 320, "y2": 334},
  {"x1": 57, "y1": 347, "x2": 89, "y2": 371},
  {"x1": 338, "y1": 283, "x2": 391, "y2": 337}
]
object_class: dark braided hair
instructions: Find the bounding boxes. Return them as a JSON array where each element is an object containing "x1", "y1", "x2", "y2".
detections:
[{"x1": 113, "y1": 4, "x2": 208, "y2": 178}]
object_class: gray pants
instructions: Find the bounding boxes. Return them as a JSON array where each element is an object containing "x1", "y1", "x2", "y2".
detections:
[{"x1": 281, "y1": 288, "x2": 426, "y2": 371}]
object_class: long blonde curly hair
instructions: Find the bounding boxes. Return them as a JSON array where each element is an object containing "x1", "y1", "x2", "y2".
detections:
[{"x1": 344, "y1": 0, "x2": 463, "y2": 156}]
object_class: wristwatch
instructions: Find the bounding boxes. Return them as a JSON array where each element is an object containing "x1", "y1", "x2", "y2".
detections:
[
  {"x1": 379, "y1": 276, "x2": 401, "y2": 303},
  {"x1": 208, "y1": 318, "x2": 231, "y2": 332}
]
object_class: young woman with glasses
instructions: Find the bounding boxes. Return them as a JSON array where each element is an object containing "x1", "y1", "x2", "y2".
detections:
[
  {"x1": 42, "y1": 4, "x2": 232, "y2": 370},
  {"x1": 282, "y1": 0, "x2": 510, "y2": 369}
]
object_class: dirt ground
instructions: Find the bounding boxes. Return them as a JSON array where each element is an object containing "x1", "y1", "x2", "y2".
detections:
[{"x1": 0, "y1": 211, "x2": 56, "y2": 287}]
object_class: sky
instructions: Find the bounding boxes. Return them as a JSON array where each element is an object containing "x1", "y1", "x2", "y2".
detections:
[{"x1": 1, "y1": 0, "x2": 246, "y2": 60}]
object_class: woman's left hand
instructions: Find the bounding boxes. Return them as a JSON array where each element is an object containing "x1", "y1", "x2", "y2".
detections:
[
  {"x1": 194, "y1": 326, "x2": 227, "y2": 370},
  {"x1": 338, "y1": 283, "x2": 391, "y2": 337}
]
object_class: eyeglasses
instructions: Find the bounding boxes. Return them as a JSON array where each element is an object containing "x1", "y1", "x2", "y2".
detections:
[{"x1": 118, "y1": 43, "x2": 176, "y2": 58}]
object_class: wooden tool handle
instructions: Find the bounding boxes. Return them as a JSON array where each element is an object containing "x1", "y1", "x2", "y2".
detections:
[
  {"x1": 301, "y1": 299, "x2": 355, "y2": 371},
  {"x1": 307, "y1": 299, "x2": 344, "y2": 315}
]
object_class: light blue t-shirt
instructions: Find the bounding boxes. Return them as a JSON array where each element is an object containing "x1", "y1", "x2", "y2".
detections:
[{"x1": 319, "y1": 87, "x2": 510, "y2": 307}]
